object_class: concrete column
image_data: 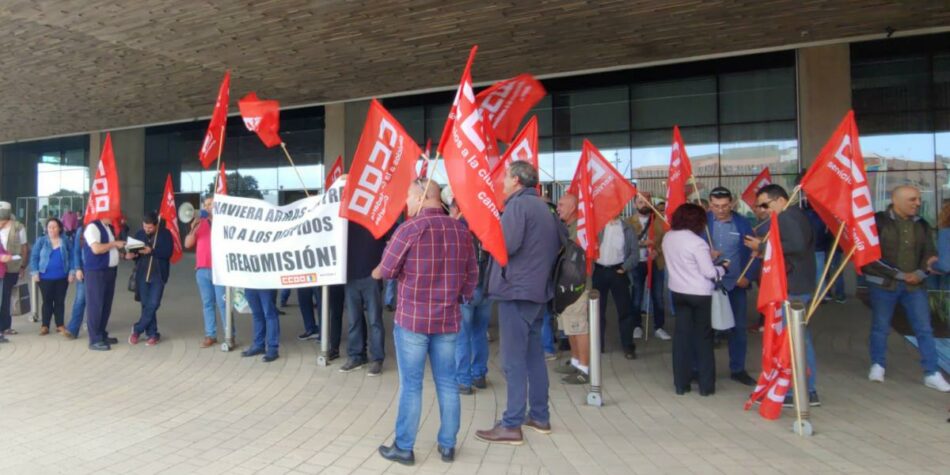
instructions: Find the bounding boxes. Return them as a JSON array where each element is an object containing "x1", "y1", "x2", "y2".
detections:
[
  {"x1": 323, "y1": 99, "x2": 372, "y2": 174},
  {"x1": 91, "y1": 128, "x2": 146, "y2": 227},
  {"x1": 797, "y1": 44, "x2": 852, "y2": 168}
]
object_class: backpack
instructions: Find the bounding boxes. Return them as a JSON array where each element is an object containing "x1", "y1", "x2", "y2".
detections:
[{"x1": 550, "y1": 224, "x2": 587, "y2": 315}]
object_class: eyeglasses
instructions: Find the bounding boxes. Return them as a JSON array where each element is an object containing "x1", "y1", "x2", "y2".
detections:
[{"x1": 756, "y1": 199, "x2": 775, "y2": 210}]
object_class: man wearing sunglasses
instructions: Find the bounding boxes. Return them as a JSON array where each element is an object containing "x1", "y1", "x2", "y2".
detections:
[
  {"x1": 706, "y1": 187, "x2": 756, "y2": 386},
  {"x1": 743, "y1": 184, "x2": 821, "y2": 407}
]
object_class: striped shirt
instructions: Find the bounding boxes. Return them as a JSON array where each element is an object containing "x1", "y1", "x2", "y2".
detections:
[{"x1": 378, "y1": 207, "x2": 478, "y2": 334}]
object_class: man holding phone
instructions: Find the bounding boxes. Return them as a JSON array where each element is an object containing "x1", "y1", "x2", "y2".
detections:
[
  {"x1": 184, "y1": 195, "x2": 228, "y2": 348},
  {"x1": 706, "y1": 187, "x2": 756, "y2": 386}
]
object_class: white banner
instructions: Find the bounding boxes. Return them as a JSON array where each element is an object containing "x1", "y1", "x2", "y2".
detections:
[{"x1": 212, "y1": 178, "x2": 348, "y2": 288}]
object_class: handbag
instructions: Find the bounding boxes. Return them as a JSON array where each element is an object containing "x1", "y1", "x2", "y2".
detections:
[{"x1": 710, "y1": 278, "x2": 735, "y2": 331}]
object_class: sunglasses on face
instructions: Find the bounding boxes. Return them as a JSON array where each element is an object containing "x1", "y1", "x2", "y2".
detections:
[{"x1": 756, "y1": 199, "x2": 775, "y2": 210}]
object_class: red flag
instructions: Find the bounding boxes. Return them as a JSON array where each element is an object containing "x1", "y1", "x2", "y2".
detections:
[
  {"x1": 745, "y1": 213, "x2": 791, "y2": 420},
  {"x1": 216, "y1": 162, "x2": 228, "y2": 195},
  {"x1": 741, "y1": 168, "x2": 772, "y2": 209},
  {"x1": 419, "y1": 159, "x2": 429, "y2": 179},
  {"x1": 476, "y1": 74, "x2": 546, "y2": 143},
  {"x1": 326, "y1": 155, "x2": 344, "y2": 190},
  {"x1": 490, "y1": 116, "x2": 539, "y2": 208},
  {"x1": 570, "y1": 153, "x2": 598, "y2": 275},
  {"x1": 340, "y1": 99, "x2": 421, "y2": 238},
  {"x1": 568, "y1": 140, "x2": 637, "y2": 231},
  {"x1": 664, "y1": 126, "x2": 692, "y2": 227},
  {"x1": 424, "y1": 139, "x2": 432, "y2": 158},
  {"x1": 439, "y1": 46, "x2": 508, "y2": 266},
  {"x1": 801, "y1": 111, "x2": 881, "y2": 269},
  {"x1": 239, "y1": 92, "x2": 282, "y2": 148},
  {"x1": 199, "y1": 71, "x2": 230, "y2": 169},
  {"x1": 159, "y1": 174, "x2": 183, "y2": 264},
  {"x1": 84, "y1": 133, "x2": 122, "y2": 225}
]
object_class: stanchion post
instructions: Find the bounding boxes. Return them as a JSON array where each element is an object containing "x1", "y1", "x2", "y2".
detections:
[
  {"x1": 221, "y1": 286, "x2": 234, "y2": 352},
  {"x1": 786, "y1": 300, "x2": 813, "y2": 436},
  {"x1": 586, "y1": 290, "x2": 603, "y2": 407},
  {"x1": 316, "y1": 286, "x2": 331, "y2": 366},
  {"x1": 30, "y1": 278, "x2": 39, "y2": 323}
]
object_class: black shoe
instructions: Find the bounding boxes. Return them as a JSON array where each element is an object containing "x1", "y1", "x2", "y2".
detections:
[
  {"x1": 473, "y1": 376, "x2": 487, "y2": 389},
  {"x1": 241, "y1": 347, "x2": 265, "y2": 357},
  {"x1": 699, "y1": 388, "x2": 715, "y2": 397},
  {"x1": 808, "y1": 391, "x2": 821, "y2": 407},
  {"x1": 378, "y1": 443, "x2": 414, "y2": 466},
  {"x1": 327, "y1": 350, "x2": 340, "y2": 361},
  {"x1": 459, "y1": 385, "x2": 473, "y2": 395},
  {"x1": 367, "y1": 361, "x2": 382, "y2": 377},
  {"x1": 438, "y1": 445, "x2": 455, "y2": 463},
  {"x1": 385, "y1": 304, "x2": 395, "y2": 312},
  {"x1": 297, "y1": 330, "x2": 320, "y2": 341},
  {"x1": 89, "y1": 342, "x2": 111, "y2": 351},
  {"x1": 339, "y1": 359, "x2": 365, "y2": 373},
  {"x1": 783, "y1": 394, "x2": 795, "y2": 408},
  {"x1": 276, "y1": 309, "x2": 286, "y2": 315},
  {"x1": 624, "y1": 347, "x2": 637, "y2": 360},
  {"x1": 675, "y1": 386, "x2": 691, "y2": 395},
  {"x1": 106, "y1": 337, "x2": 119, "y2": 345},
  {"x1": 262, "y1": 353, "x2": 279, "y2": 363},
  {"x1": 730, "y1": 371, "x2": 757, "y2": 387}
]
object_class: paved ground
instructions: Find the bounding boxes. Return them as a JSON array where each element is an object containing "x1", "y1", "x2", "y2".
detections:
[{"x1": 0, "y1": 255, "x2": 947, "y2": 474}]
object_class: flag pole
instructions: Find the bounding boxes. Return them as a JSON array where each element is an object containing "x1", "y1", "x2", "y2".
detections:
[
  {"x1": 807, "y1": 222, "x2": 846, "y2": 316},
  {"x1": 279, "y1": 142, "x2": 311, "y2": 197},
  {"x1": 736, "y1": 187, "x2": 805, "y2": 282},
  {"x1": 212, "y1": 114, "x2": 228, "y2": 196},
  {"x1": 805, "y1": 247, "x2": 855, "y2": 324},
  {"x1": 636, "y1": 192, "x2": 668, "y2": 225},
  {"x1": 783, "y1": 300, "x2": 806, "y2": 437},
  {"x1": 145, "y1": 215, "x2": 162, "y2": 283}
]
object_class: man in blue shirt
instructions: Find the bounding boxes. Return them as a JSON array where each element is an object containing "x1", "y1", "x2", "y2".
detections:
[{"x1": 706, "y1": 187, "x2": 756, "y2": 386}]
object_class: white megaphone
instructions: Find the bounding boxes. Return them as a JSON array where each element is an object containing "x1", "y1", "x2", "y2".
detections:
[{"x1": 178, "y1": 202, "x2": 196, "y2": 224}]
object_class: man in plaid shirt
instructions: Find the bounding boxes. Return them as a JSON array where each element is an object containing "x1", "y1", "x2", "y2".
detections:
[{"x1": 373, "y1": 178, "x2": 478, "y2": 466}]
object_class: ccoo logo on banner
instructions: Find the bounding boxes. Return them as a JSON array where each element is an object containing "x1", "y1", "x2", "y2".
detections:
[{"x1": 211, "y1": 178, "x2": 349, "y2": 289}]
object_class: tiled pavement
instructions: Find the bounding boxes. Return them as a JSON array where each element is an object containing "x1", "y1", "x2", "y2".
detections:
[{"x1": 0, "y1": 256, "x2": 947, "y2": 474}]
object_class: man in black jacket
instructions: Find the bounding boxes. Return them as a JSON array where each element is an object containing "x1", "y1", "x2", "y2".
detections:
[
  {"x1": 126, "y1": 212, "x2": 173, "y2": 346},
  {"x1": 744, "y1": 184, "x2": 821, "y2": 406},
  {"x1": 339, "y1": 220, "x2": 389, "y2": 376},
  {"x1": 861, "y1": 186, "x2": 949, "y2": 392}
]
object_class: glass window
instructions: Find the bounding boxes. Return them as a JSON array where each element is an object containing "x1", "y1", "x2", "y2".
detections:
[
  {"x1": 631, "y1": 76, "x2": 717, "y2": 129},
  {"x1": 719, "y1": 68, "x2": 796, "y2": 124},
  {"x1": 866, "y1": 170, "x2": 937, "y2": 225},
  {"x1": 853, "y1": 55, "x2": 930, "y2": 114},
  {"x1": 563, "y1": 87, "x2": 629, "y2": 135},
  {"x1": 720, "y1": 121, "x2": 798, "y2": 175},
  {"x1": 390, "y1": 105, "x2": 425, "y2": 144},
  {"x1": 632, "y1": 126, "x2": 718, "y2": 178}
]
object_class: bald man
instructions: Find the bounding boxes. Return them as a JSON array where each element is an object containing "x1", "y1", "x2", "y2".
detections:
[
  {"x1": 862, "y1": 185, "x2": 949, "y2": 392},
  {"x1": 374, "y1": 178, "x2": 478, "y2": 464}
]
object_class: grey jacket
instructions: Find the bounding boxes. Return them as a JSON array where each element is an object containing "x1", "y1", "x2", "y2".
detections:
[
  {"x1": 486, "y1": 188, "x2": 564, "y2": 304},
  {"x1": 596, "y1": 220, "x2": 640, "y2": 274}
]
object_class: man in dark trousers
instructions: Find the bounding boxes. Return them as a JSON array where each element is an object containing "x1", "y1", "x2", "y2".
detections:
[
  {"x1": 339, "y1": 220, "x2": 389, "y2": 376},
  {"x1": 83, "y1": 216, "x2": 125, "y2": 351},
  {"x1": 126, "y1": 212, "x2": 173, "y2": 346},
  {"x1": 476, "y1": 161, "x2": 564, "y2": 445}
]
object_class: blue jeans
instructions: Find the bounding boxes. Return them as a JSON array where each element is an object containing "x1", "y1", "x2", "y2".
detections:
[
  {"x1": 786, "y1": 294, "x2": 818, "y2": 392},
  {"x1": 297, "y1": 286, "x2": 320, "y2": 334},
  {"x1": 132, "y1": 273, "x2": 164, "y2": 338},
  {"x1": 66, "y1": 279, "x2": 86, "y2": 336},
  {"x1": 345, "y1": 276, "x2": 385, "y2": 362},
  {"x1": 195, "y1": 269, "x2": 227, "y2": 339},
  {"x1": 456, "y1": 287, "x2": 491, "y2": 387},
  {"x1": 279, "y1": 288, "x2": 291, "y2": 306},
  {"x1": 498, "y1": 300, "x2": 549, "y2": 428},
  {"x1": 245, "y1": 288, "x2": 279, "y2": 356},
  {"x1": 727, "y1": 287, "x2": 748, "y2": 373},
  {"x1": 815, "y1": 252, "x2": 847, "y2": 300},
  {"x1": 541, "y1": 310, "x2": 555, "y2": 355},
  {"x1": 384, "y1": 279, "x2": 397, "y2": 307},
  {"x1": 393, "y1": 325, "x2": 459, "y2": 451},
  {"x1": 868, "y1": 283, "x2": 938, "y2": 374},
  {"x1": 632, "y1": 263, "x2": 666, "y2": 330}
]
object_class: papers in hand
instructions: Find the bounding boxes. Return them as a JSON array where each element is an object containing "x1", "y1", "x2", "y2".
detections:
[
  {"x1": 125, "y1": 236, "x2": 146, "y2": 250},
  {"x1": 10, "y1": 255, "x2": 21, "y2": 261}
]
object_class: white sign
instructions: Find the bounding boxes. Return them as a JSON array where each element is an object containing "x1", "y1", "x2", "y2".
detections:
[{"x1": 212, "y1": 178, "x2": 348, "y2": 289}]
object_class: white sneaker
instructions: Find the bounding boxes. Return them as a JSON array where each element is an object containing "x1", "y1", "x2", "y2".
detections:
[
  {"x1": 868, "y1": 364, "x2": 885, "y2": 383},
  {"x1": 633, "y1": 327, "x2": 643, "y2": 339},
  {"x1": 654, "y1": 328, "x2": 671, "y2": 340},
  {"x1": 923, "y1": 372, "x2": 950, "y2": 392}
]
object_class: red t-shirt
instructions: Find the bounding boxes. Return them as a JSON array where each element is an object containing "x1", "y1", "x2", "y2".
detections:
[{"x1": 195, "y1": 219, "x2": 213, "y2": 269}]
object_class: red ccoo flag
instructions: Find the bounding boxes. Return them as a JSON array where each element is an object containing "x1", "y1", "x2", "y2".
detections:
[
  {"x1": 341, "y1": 99, "x2": 421, "y2": 238},
  {"x1": 199, "y1": 71, "x2": 230, "y2": 169},
  {"x1": 800, "y1": 111, "x2": 880, "y2": 269},
  {"x1": 490, "y1": 116, "x2": 539, "y2": 209},
  {"x1": 741, "y1": 167, "x2": 772, "y2": 209},
  {"x1": 159, "y1": 174, "x2": 183, "y2": 264},
  {"x1": 664, "y1": 125, "x2": 693, "y2": 227},
  {"x1": 325, "y1": 155, "x2": 344, "y2": 190},
  {"x1": 84, "y1": 133, "x2": 122, "y2": 225},
  {"x1": 568, "y1": 139, "x2": 638, "y2": 234},
  {"x1": 439, "y1": 46, "x2": 508, "y2": 266},
  {"x1": 476, "y1": 73, "x2": 546, "y2": 144},
  {"x1": 239, "y1": 92, "x2": 282, "y2": 148},
  {"x1": 216, "y1": 162, "x2": 228, "y2": 195},
  {"x1": 569, "y1": 149, "x2": 598, "y2": 275},
  {"x1": 745, "y1": 212, "x2": 791, "y2": 420}
]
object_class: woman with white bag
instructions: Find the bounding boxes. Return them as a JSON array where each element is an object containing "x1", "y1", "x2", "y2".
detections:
[{"x1": 662, "y1": 203, "x2": 727, "y2": 396}]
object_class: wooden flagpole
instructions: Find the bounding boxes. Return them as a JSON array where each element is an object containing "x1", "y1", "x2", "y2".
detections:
[
  {"x1": 805, "y1": 247, "x2": 856, "y2": 324},
  {"x1": 808, "y1": 222, "x2": 846, "y2": 316},
  {"x1": 637, "y1": 192, "x2": 668, "y2": 225},
  {"x1": 279, "y1": 142, "x2": 311, "y2": 197}
]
